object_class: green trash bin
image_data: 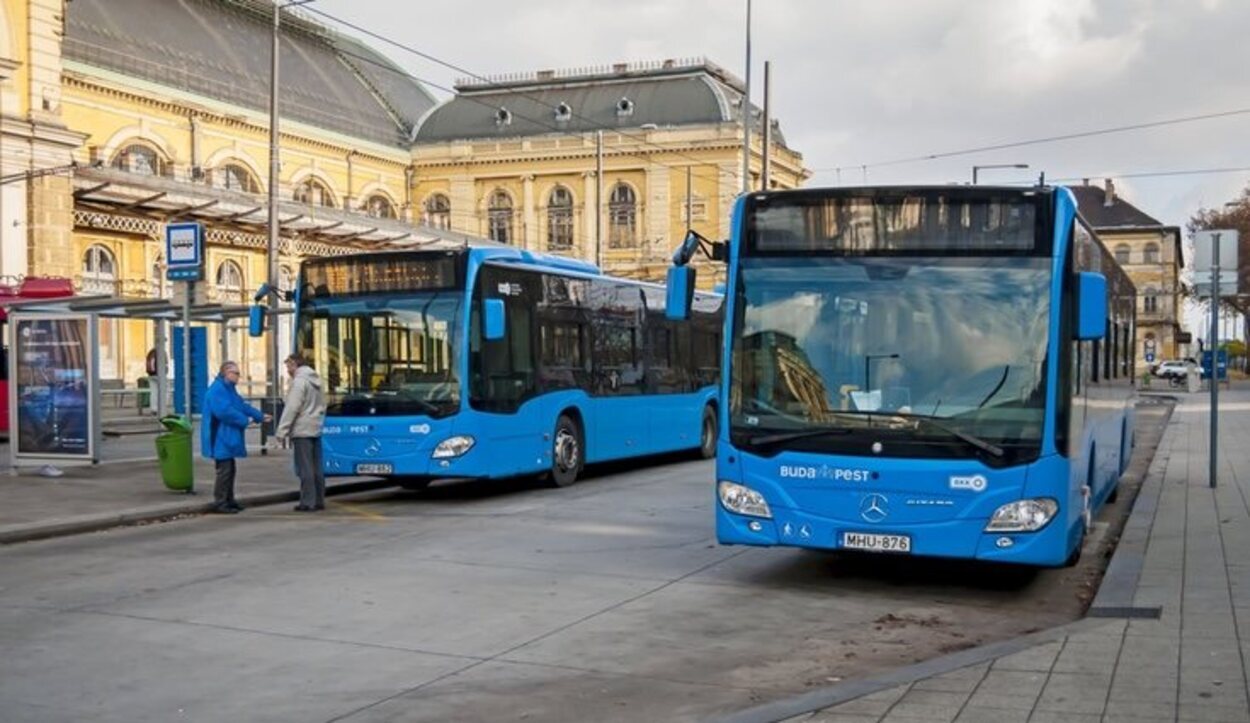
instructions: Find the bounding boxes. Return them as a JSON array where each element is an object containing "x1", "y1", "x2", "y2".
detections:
[{"x1": 156, "y1": 415, "x2": 194, "y2": 492}]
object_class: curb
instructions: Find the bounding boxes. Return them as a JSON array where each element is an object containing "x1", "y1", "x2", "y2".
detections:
[
  {"x1": 712, "y1": 401, "x2": 1178, "y2": 723},
  {"x1": 0, "y1": 478, "x2": 395, "y2": 546}
]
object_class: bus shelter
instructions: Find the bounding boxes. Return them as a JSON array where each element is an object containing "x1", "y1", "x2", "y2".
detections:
[{"x1": 3, "y1": 294, "x2": 288, "y2": 467}]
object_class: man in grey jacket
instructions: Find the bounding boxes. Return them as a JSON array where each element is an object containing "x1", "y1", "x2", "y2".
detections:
[{"x1": 276, "y1": 354, "x2": 327, "y2": 512}]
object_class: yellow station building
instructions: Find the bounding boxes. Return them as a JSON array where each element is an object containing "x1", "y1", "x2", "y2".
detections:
[{"x1": 0, "y1": 0, "x2": 808, "y2": 392}]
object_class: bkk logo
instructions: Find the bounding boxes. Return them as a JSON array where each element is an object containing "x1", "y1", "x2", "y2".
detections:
[
  {"x1": 949, "y1": 474, "x2": 988, "y2": 492},
  {"x1": 779, "y1": 465, "x2": 872, "y2": 482}
]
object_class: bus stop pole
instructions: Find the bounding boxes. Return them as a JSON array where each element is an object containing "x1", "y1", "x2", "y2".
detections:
[
  {"x1": 183, "y1": 281, "x2": 193, "y2": 422},
  {"x1": 1209, "y1": 240, "x2": 1220, "y2": 489},
  {"x1": 154, "y1": 319, "x2": 168, "y2": 417}
]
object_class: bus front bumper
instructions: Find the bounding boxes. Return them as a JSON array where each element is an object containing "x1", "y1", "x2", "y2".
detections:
[{"x1": 716, "y1": 504, "x2": 1075, "y2": 567}]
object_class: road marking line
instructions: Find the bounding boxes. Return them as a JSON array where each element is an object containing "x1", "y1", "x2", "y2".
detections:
[{"x1": 330, "y1": 501, "x2": 388, "y2": 522}]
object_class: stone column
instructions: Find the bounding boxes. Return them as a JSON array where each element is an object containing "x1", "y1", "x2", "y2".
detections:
[
  {"x1": 448, "y1": 175, "x2": 475, "y2": 235},
  {"x1": 582, "y1": 171, "x2": 596, "y2": 263},
  {"x1": 645, "y1": 165, "x2": 671, "y2": 258},
  {"x1": 521, "y1": 174, "x2": 535, "y2": 250}
]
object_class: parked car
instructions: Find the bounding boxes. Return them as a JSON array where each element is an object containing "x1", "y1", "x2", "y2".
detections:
[{"x1": 1152, "y1": 360, "x2": 1196, "y2": 379}]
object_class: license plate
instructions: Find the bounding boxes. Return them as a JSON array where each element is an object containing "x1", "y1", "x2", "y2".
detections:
[
  {"x1": 355, "y1": 463, "x2": 393, "y2": 475},
  {"x1": 841, "y1": 531, "x2": 912, "y2": 554}
]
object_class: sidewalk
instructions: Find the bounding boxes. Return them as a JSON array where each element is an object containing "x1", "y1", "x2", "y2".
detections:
[
  {"x1": 725, "y1": 387, "x2": 1250, "y2": 723},
  {"x1": 0, "y1": 429, "x2": 389, "y2": 544}
]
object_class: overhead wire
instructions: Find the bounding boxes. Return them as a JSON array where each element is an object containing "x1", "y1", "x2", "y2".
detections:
[{"x1": 810, "y1": 108, "x2": 1250, "y2": 175}]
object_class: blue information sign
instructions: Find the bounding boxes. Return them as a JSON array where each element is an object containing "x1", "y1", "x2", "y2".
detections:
[
  {"x1": 1202, "y1": 350, "x2": 1228, "y2": 381},
  {"x1": 166, "y1": 222, "x2": 204, "y2": 281},
  {"x1": 1145, "y1": 352, "x2": 1155, "y2": 363}
]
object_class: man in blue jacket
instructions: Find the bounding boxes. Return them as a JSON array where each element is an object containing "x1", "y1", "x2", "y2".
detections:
[{"x1": 202, "y1": 361, "x2": 270, "y2": 513}]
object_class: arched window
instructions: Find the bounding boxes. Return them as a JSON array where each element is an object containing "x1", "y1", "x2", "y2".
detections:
[
  {"x1": 1143, "y1": 242, "x2": 1160, "y2": 264},
  {"x1": 424, "y1": 194, "x2": 451, "y2": 230},
  {"x1": 82, "y1": 244, "x2": 118, "y2": 295},
  {"x1": 111, "y1": 143, "x2": 168, "y2": 176},
  {"x1": 1114, "y1": 244, "x2": 1130, "y2": 265},
  {"x1": 487, "y1": 190, "x2": 513, "y2": 244},
  {"x1": 608, "y1": 183, "x2": 637, "y2": 249},
  {"x1": 214, "y1": 163, "x2": 260, "y2": 194},
  {"x1": 216, "y1": 260, "x2": 246, "y2": 303},
  {"x1": 547, "y1": 186, "x2": 574, "y2": 252},
  {"x1": 364, "y1": 194, "x2": 397, "y2": 219},
  {"x1": 294, "y1": 177, "x2": 336, "y2": 208}
]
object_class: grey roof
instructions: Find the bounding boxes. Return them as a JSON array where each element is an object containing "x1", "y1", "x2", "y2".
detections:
[
  {"x1": 415, "y1": 59, "x2": 786, "y2": 146},
  {"x1": 1069, "y1": 184, "x2": 1165, "y2": 228},
  {"x1": 64, "y1": 0, "x2": 436, "y2": 148}
]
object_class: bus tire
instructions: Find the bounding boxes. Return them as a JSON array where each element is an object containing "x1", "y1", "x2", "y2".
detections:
[
  {"x1": 547, "y1": 414, "x2": 583, "y2": 488},
  {"x1": 698, "y1": 405, "x2": 718, "y2": 459}
]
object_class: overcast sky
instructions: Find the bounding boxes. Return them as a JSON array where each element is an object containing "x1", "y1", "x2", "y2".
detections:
[{"x1": 314, "y1": 0, "x2": 1248, "y2": 238}]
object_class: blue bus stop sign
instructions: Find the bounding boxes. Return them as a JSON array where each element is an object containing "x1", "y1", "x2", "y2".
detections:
[{"x1": 166, "y1": 222, "x2": 204, "y2": 281}]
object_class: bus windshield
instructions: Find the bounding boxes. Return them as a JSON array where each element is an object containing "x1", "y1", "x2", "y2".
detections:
[
  {"x1": 730, "y1": 255, "x2": 1051, "y2": 460},
  {"x1": 297, "y1": 292, "x2": 462, "y2": 418}
]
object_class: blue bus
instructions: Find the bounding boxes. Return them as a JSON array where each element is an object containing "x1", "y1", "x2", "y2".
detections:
[
  {"x1": 666, "y1": 186, "x2": 1135, "y2": 567},
  {"x1": 292, "y1": 246, "x2": 722, "y2": 488}
]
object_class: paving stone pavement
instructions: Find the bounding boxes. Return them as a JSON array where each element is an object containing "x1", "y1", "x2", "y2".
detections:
[{"x1": 770, "y1": 388, "x2": 1250, "y2": 723}]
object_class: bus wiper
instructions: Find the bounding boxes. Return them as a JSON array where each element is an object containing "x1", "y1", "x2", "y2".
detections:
[
  {"x1": 832, "y1": 411, "x2": 1004, "y2": 458},
  {"x1": 907, "y1": 414, "x2": 1004, "y2": 458},
  {"x1": 748, "y1": 426, "x2": 852, "y2": 446}
]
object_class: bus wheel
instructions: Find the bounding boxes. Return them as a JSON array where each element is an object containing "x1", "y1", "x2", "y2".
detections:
[
  {"x1": 548, "y1": 415, "x2": 582, "y2": 488},
  {"x1": 699, "y1": 405, "x2": 718, "y2": 459}
]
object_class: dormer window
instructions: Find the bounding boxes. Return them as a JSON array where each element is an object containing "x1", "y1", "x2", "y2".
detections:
[
  {"x1": 495, "y1": 107, "x2": 512, "y2": 127},
  {"x1": 616, "y1": 97, "x2": 634, "y2": 118},
  {"x1": 554, "y1": 102, "x2": 572, "y2": 122}
]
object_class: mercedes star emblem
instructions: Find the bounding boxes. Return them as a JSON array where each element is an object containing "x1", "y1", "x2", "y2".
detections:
[{"x1": 859, "y1": 493, "x2": 889, "y2": 523}]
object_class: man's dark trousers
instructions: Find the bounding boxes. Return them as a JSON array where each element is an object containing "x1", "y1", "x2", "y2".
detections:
[
  {"x1": 292, "y1": 438, "x2": 325, "y2": 509},
  {"x1": 214, "y1": 459, "x2": 237, "y2": 508}
]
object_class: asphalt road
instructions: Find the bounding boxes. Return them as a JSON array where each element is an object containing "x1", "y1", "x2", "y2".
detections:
[{"x1": 0, "y1": 402, "x2": 1170, "y2": 723}]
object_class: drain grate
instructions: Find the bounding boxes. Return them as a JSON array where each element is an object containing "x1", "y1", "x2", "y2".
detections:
[{"x1": 1087, "y1": 606, "x2": 1163, "y2": 619}]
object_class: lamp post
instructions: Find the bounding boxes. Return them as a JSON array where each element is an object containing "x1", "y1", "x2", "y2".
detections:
[
  {"x1": 864, "y1": 353, "x2": 899, "y2": 392},
  {"x1": 267, "y1": 0, "x2": 315, "y2": 410},
  {"x1": 972, "y1": 163, "x2": 1029, "y2": 184}
]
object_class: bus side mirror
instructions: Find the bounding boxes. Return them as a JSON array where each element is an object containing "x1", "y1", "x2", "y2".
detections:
[
  {"x1": 666, "y1": 266, "x2": 695, "y2": 321},
  {"x1": 1076, "y1": 272, "x2": 1107, "y2": 340},
  {"x1": 484, "y1": 298, "x2": 506, "y2": 340},
  {"x1": 248, "y1": 305, "x2": 266, "y2": 338}
]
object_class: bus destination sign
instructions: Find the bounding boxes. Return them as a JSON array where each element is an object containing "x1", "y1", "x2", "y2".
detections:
[{"x1": 304, "y1": 254, "x2": 461, "y2": 298}]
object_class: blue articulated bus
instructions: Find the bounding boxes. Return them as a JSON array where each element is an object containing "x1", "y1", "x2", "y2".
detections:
[
  {"x1": 293, "y1": 246, "x2": 722, "y2": 488},
  {"x1": 666, "y1": 185, "x2": 1135, "y2": 567}
]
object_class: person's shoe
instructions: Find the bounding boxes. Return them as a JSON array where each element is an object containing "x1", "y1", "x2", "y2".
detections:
[
  {"x1": 293, "y1": 505, "x2": 313, "y2": 512},
  {"x1": 209, "y1": 504, "x2": 239, "y2": 514},
  {"x1": 312, "y1": 503, "x2": 325, "y2": 511},
  {"x1": 226, "y1": 502, "x2": 245, "y2": 512}
]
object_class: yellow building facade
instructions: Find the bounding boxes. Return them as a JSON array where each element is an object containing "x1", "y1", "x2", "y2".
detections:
[
  {"x1": 413, "y1": 60, "x2": 808, "y2": 289},
  {"x1": 1073, "y1": 181, "x2": 1187, "y2": 375},
  {"x1": 2, "y1": 2, "x2": 809, "y2": 393}
]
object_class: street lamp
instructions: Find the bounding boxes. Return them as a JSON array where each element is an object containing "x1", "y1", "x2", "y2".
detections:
[
  {"x1": 864, "y1": 353, "x2": 899, "y2": 392},
  {"x1": 267, "y1": 0, "x2": 316, "y2": 411},
  {"x1": 972, "y1": 163, "x2": 1029, "y2": 184}
]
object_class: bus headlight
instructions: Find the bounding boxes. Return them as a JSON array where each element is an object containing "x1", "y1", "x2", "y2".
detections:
[
  {"x1": 985, "y1": 498, "x2": 1058, "y2": 532},
  {"x1": 718, "y1": 481, "x2": 772, "y2": 519},
  {"x1": 432, "y1": 436, "x2": 475, "y2": 459}
]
